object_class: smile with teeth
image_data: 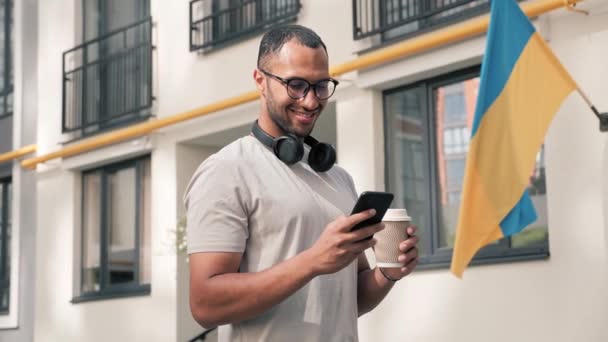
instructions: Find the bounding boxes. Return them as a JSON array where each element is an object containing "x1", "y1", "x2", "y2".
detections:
[{"x1": 290, "y1": 109, "x2": 317, "y2": 118}]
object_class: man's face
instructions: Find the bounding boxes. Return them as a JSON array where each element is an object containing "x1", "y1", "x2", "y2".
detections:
[{"x1": 256, "y1": 40, "x2": 330, "y2": 138}]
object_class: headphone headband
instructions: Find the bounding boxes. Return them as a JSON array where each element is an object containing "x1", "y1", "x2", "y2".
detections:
[{"x1": 251, "y1": 119, "x2": 278, "y2": 148}]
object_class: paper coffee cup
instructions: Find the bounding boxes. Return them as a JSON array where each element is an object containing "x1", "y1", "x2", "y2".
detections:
[{"x1": 374, "y1": 209, "x2": 411, "y2": 268}]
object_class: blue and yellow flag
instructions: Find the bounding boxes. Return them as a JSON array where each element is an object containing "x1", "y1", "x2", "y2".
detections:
[{"x1": 451, "y1": 0, "x2": 577, "y2": 277}]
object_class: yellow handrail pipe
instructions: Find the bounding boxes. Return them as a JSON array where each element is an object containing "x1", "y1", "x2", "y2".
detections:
[
  {"x1": 331, "y1": 0, "x2": 582, "y2": 76},
  {"x1": 0, "y1": 144, "x2": 36, "y2": 164},
  {"x1": 21, "y1": 90, "x2": 259, "y2": 169},
  {"x1": 21, "y1": 0, "x2": 582, "y2": 170}
]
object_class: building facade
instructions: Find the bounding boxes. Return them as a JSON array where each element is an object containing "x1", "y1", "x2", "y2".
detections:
[{"x1": 0, "y1": 0, "x2": 607, "y2": 341}]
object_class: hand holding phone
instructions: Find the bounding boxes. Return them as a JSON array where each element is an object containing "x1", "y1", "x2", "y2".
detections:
[{"x1": 350, "y1": 191, "x2": 394, "y2": 239}]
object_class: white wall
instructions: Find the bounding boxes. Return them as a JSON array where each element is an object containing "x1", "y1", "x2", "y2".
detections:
[
  {"x1": 36, "y1": 0, "x2": 75, "y2": 158},
  {"x1": 336, "y1": 88, "x2": 385, "y2": 193},
  {"x1": 355, "y1": 2, "x2": 608, "y2": 342},
  {"x1": 36, "y1": 168, "x2": 175, "y2": 342},
  {"x1": 31, "y1": 0, "x2": 608, "y2": 341},
  {"x1": 152, "y1": 0, "x2": 355, "y2": 122},
  {"x1": 175, "y1": 143, "x2": 218, "y2": 342},
  {"x1": 34, "y1": 1, "x2": 182, "y2": 335},
  {"x1": 34, "y1": 141, "x2": 179, "y2": 342}
]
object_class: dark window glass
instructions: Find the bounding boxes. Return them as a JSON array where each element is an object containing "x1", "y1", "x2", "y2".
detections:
[
  {"x1": 0, "y1": 177, "x2": 11, "y2": 313},
  {"x1": 63, "y1": 0, "x2": 152, "y2": 136},
  {"x1": 0, "y1": 0, "x2": 13, "y2": 119},
  {"x1": 190, "y1": 0, "x2": 301, "y2": 51},
  {"x1": 80, "y1": 157, "x2": 151, "y2": 299},
  {"x1": 381, "y1": 0, "x2": 490, "y2": 42}
]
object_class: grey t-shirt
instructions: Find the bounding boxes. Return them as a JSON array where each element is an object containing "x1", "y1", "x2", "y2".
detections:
[{"x1": 185, "y1": 135, "x2": 360, "y2": 342}]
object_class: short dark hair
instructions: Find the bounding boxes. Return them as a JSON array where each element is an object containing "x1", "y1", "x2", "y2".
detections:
[{"x1": 257, "y1": 25, "x2": 327, "y2": 69}]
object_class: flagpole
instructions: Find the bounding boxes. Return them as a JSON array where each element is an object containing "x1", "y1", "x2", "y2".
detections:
[
  {"x1": 575, "y1": 87, "x2": 608, "y2": 132},
  {"x1": 575, "y1": 88, "x2": 600, "y2": 119}
]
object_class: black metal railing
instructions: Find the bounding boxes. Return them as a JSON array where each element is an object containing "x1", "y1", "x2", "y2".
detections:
[
  {"x1": 0, "y1": 88, "x2": 12, "y2": 120},
  {"x1": 190, "y1": 0, "x2": 301, "y2": 51},
  {"x1": 0, "y1": 279, "x2": 8, "y2": 313},
  {"x1": 353, "y1": 0, "x2": 490, "y2": 41},
  {"x1": 62, "y1": 17, "x2": 153, "y2": 136},
  {"x1": 0, "y1": 0, "x2": 13, "y2": 119}
]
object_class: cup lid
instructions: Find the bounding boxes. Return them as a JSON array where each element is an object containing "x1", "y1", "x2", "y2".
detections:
[{"x1": 382, "y1": 208, "x2": 410, "y2": 221}]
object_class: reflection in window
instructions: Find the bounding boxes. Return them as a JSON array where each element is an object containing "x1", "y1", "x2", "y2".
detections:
[
  {"x1": 443, "y1": 83, "x2": 466, "y2": 123},
  {"x1": 385, "y1": 85, "x2": 428, "y2": 255},
  {"x1": 442, "y1": 127, "x2": 469, "y2": 155}
]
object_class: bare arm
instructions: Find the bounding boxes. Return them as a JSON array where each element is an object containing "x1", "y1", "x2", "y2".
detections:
[
  {"x1": 356, "y1": 226, "x2": 419, "y2": 316},
  {"x1": 189, "y1": 250, "x2": 316, "y2": 328},
  {"x1": 356, "y1": 255, "x2": 394, "y2": 316},
  {"x1": 189, "y1": 210, "x2": 383, "y2": 329}
]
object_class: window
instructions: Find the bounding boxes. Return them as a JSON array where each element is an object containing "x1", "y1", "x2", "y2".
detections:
[
  {"x1": 382, "y1": 0, "x2": 490, "y2": 41},
  {"x1": 76, "y1": 156, "x2": 151, "y2": 301},
  {"x1": 0, "y1": 0, "x2": 13, "y2": 119},
  {"x1": 353, "y1": 0, "x2": 491, "y2": 43},
  {"x1": 63, "y1": 0, "x2": 152, "y2": 136},
  {"x1": 384, "y1": 67, "x2": 549, "y2": 268},
  {"x1": 189, "y1": 0, "x2": 301, "y2": 51},
  {"x1": 0, "y1": 177, "x2": 10, "y2": 313},
  {"x1": 82, "y1": 0, "x2": 149, "y2": 41}
]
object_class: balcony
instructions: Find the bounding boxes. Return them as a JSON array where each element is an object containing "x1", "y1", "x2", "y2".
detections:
[
  {"x1": 62, "y1": 17, "x2": 153, "y2": 138},
  {"x1": 0, "y1": 0, "x2": 12, "y2": 120},
  {"x1": 190, "y1": 0, "x2": 301, "y2": 52},
  {"x1": 353, "y1": 0, "x2": 490, "y2": 43}
]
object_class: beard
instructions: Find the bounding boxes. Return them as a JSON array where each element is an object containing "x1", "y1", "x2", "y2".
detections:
[
  {"x1": 265, "y1": 88, "x2": 318, "y2": 138},
  {"x1": 268, "y1": 104, "x2": 298, "y2": 137}
]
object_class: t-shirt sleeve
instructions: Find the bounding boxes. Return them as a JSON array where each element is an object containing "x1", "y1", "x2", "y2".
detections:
[
  {"x1": 340, "y1": 168, "x2": 359, "y2": 202},
  {"x1": 348, "y1": 174, "x2": 359, "y2": 201},
  {"x1": 184, "y1": 156, "x2": 249, "y2": 254}
]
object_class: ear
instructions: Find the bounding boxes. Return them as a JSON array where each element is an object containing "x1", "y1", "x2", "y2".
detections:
[{"x1": 253, "y1": 69, "x2": 266, "y2": 94}]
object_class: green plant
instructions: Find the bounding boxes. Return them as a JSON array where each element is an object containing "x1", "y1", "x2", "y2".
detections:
[{"x1": 175, "y1": 216, "x2": 188, "y2": 255}]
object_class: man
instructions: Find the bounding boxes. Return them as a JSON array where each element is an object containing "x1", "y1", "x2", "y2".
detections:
[{"x1": 185, "y1": 25, "x2": 419, "y2": 341}]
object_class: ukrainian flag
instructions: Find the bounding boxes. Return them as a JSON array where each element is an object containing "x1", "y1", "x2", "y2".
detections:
[{"x1": 451, "y1": 0, "x2": 577, "y2": 277}]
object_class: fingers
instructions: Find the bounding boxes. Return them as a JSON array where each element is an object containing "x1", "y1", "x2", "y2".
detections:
[
  {"x1": 400, "y1": 255, "x2": 419, "y2": 276},
  {"x1": 395, "y1": 232, "x2": 419, "y2": 278},
  {"x1": 337, "y1": 209, "x2": 377, "y2": 232},
  {"x1": 346, "y1": 222, "x2": 384, "y2": 242},
  {"x1": 399, "y1": 234, "x2": 419, "y2": 253},
  {"x1": 383, "y1": 247, "x2": 418, "y2": 280},
  {"x1": 406, "y1": 224, "x2": 417, "y2": 236},
  {"x1": 397, "y1": 245, "x2": 418, "y2": 265},
  {"x1": 343, "y1": 225, "x2": 383, "y2": 255},
  {"x1": 350, "y1": 237, "x2": 377, "y2": 254}
]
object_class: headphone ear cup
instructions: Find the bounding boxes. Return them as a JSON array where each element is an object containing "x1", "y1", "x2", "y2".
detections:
[
  {"x1": 308, "y1": 143, "x2": 336, "y2": 172},
  {"x1": 273, "y1": 134, "x2": 304, "y2": 165}
]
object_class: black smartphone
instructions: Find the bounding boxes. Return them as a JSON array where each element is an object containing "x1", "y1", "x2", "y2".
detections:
[{"x1": 350, "y1": 191, "x2": 394, "y2": 239}]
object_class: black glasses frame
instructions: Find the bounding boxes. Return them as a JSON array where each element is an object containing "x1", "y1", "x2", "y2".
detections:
[{"x1": 259, "y1": 69, "x2": 339, "y2": 100}]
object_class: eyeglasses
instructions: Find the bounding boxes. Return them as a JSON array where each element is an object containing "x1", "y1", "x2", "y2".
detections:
[{"x1": 259, "y1": 69, "x2": 339, "y2": 100}]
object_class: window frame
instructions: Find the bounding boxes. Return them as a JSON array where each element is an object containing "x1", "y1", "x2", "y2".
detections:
[
  {"x1": 0, "y1": 0, "x2": 13, "y2": 119},
  {"x1": 189, "y1": 0, "x2": 301, "y2": 52},
  {"x1": 82, "y1": 0, "x2": 150, "y2": 125},
  {"x1": 62, "y1": 0, "x2": 153, "y2": 138},
  {"x1": 0, "y1": 176, "x2": 11, "y2": 313},
  {"x1": 383, "y1": 66, "x2": 550, "y2": 270},
  {"x1": 82, "y1": 0, "x2": 150, "y2": 40},
  {"x1": 73, "y1": 156, "x2": 150, "y2": 303}
]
